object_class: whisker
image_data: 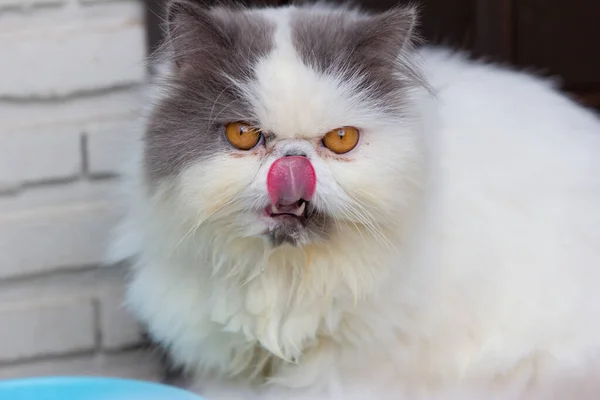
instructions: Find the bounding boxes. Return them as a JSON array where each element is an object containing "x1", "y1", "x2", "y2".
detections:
[
  {"x1": 173, "y1": 195, "x2": 246, "y2": 253},
  {"x1": 208, "y1": 83, "x2": 236, "y2": 126},
  {"x1": 337, "y1": 192, "x2": 396, "y2": 250},
  {"x1": 210, "y1": 97, "x2": 244, "y2": 126}
]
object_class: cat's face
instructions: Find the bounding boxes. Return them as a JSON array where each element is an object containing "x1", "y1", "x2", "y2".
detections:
[{"x1": 144, "y1": 2, "x2": 429, "y2": 248}]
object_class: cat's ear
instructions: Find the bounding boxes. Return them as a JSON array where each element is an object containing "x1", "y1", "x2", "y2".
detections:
[
  {"x1": 357, "y1": 6, "x2": 419, "y2": 62},
  {"x1": 165, "y1": 0, "x2": 231, "y2": 71}
]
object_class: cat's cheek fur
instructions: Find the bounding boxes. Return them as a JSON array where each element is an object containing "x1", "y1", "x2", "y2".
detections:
[
  {"x1": 322, "y1": 83, "x2": 435, "y2": 231},
  {"x1": 176, "y1": 155, "x2": 262, "y2": 223},
  {"x1": 326, "y1": 116, "x2": 429, "y2": 227}
]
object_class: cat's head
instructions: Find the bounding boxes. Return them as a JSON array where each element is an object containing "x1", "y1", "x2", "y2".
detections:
[{"x1": 144, "y1": 1, "x2": 431, "y2": 250}]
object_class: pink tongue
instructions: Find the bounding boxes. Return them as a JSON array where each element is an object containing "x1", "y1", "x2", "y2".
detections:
[{"x1": 267, "y1": 156, "x2": 316, "y2": 205}]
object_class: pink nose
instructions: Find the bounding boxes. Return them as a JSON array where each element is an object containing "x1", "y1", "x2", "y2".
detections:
[{"x1": 267, "y1": 156, "x2": 316, "y2": 205}]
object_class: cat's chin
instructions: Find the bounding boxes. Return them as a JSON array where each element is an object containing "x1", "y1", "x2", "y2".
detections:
[
  {"x1": 258, "y1": 202, "x2": 332, "y2": 247},
  {"x1": 265, "y1": 217, "x2": 308, "y2": 247}
]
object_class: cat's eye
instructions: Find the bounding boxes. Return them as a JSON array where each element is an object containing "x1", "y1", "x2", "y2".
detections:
[
  {"x1": 225, "y1": 122, "x2": 262, "y2": 150},
  {"x1": 322, "y1": 126, "x2": 360, "y2": 154}
]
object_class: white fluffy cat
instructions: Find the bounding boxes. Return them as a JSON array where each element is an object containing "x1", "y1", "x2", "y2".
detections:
[{"x1": 109, "y1": 1, "x2": 600, "y2": 399}]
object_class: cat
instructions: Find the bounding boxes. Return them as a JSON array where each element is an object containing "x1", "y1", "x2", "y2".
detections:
[{"x1": 108, "y1": 1, "x2": 600, "y2": 398}]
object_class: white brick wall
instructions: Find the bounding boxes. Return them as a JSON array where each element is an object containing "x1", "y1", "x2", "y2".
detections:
[
  {"x1": 0, "y1": 8, "x2": 146, "y2": 98},
  {"x1": 98, "y1": 287, "x2": 145, "y2": 350},
  {"x1": 0, "y1": 350, "x2": 161, "y2": 380},
  {"x1": 0, "y1": 126, "x2": 81, "y2": 190},
  {"x1": 86, "y1": 117, "x2": 142, "y2": 176},
  {"x1": 0, "y1": 298, "x2": 96, "y2": 362},
  {"x1": 0, "y1": 0, "x2": 160, "y2": 381},
  {"x1": 0, "y1": 200, "x2": 123, "y2": 279}
]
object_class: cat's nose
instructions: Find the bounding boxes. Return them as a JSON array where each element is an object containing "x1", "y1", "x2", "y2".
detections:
[{"x1": 267, "y1": 156, "x2": 316, "y2": 205}]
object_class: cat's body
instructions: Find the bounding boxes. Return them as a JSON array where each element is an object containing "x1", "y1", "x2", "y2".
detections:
[{"x1": 111, "y1": 2, "x2": 600, "y2": 399}]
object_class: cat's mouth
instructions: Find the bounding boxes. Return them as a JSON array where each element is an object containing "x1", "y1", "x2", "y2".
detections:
[
  {"x1": 267, "y1": 199, "x2": 308, "y2": 219},
  {"x1": 263, "y1": 199, "x2": 326, "y2": 246}
]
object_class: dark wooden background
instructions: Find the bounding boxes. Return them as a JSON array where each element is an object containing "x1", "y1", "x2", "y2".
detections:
[{"x1": 144, "y1": 0, "x2": 600, "y2": 109}]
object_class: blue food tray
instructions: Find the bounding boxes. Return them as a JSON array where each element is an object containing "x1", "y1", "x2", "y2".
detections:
[{"x1": 0, "y1": 376, "x2": 204, "y2": 400}]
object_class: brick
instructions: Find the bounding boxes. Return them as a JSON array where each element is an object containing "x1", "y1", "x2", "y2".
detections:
[
  {"x1": 0, "y1": 0, "x2": 17, "y2": 8},
  {"x1": 0, "y1": 297, "x2": 96, "y2": 362},
  {"x1": 0, "y1": 264, "x2": 128, "y2": 304},
  {"x1": 0, "y1": 87, "x2": 145, "y2": 131},
  {"x1": 0, "y1": 201, "x2": 124, "y2": 279},
  {"x1": 79, "y1": 0, "x2": 125, "y2": 4},
  {"x1": 98, "y1": 287, "x2": 144, "y2": 350},
  {"x1": 86, "y1": 117, "x2": 141, "y2": 176},
  {"x1": 0, "y1": 10, "x2": 146, "y2": 98},
  {"x1": 0, "y1": 0, "x2": 64, "y2": 10},
  {"x1": 0, "y1": 126, "x2": 81, "y2": 190},
  {"x1": 0, "y1": 180, "x2": 121, "y2": 213},
  {"x1": 0, "y1": 350, "x2": 162, "y2": 381}
]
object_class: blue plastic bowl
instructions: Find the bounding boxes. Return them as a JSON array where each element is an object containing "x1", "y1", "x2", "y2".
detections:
[{"x1": 0, "y1": 377, "x2": 205, "y2": 400}]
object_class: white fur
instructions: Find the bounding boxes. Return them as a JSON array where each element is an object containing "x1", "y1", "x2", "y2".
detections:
[{"x1": 110, "y1": 6, "x2": 600, "y2": 400}]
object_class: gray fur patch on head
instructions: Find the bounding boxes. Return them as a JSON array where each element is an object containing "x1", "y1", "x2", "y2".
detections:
[
  {"x1": 290, "y1": 5, "x2": 425, "y2": 112},
  {"x1": 144, "y1": 1, "x2": 275, "y2": 182}
]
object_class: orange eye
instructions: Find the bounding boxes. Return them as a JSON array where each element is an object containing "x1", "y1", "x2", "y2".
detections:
[
  {"x1": 225, "y1": 122, "x2": 262, "y2": 150},
  {"x1": 322, "y1": 126, "x2": 360, "y2": 154}
]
